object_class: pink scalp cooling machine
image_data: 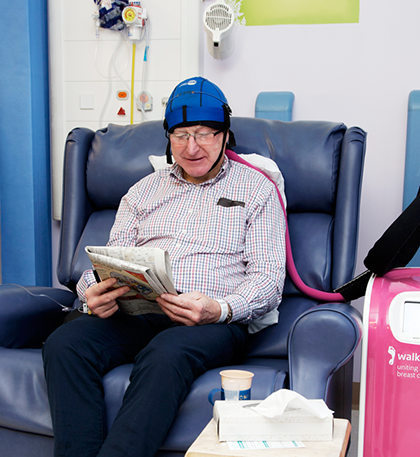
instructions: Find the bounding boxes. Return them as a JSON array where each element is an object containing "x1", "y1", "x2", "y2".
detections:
[{"x1": 359, "y1": 268, "x2": 420, "y2": 457}]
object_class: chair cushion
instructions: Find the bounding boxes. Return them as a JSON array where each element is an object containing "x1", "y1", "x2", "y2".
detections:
[
  {"x1": 86, "y1": 123, "x2": 166, "y2": 209},
  {"x1": 70, "y1": 209, "x2": 117, "y2": 287},
  {"x1": 246, "y1": 296, "x2": 317, "y2": 358},
  {"x1": 0, "y1": 348, "x2": 52, "y2": 436},
  {"x1": 286, "y1": 213, "x2": 334, "y2": 293},
  {"x1": 230, "y1": 117, "x2": 345, "y2": 215}
]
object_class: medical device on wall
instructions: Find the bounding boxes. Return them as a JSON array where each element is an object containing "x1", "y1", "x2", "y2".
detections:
[
  {"x1": 122, "y1": 2, "x2": 147, "y2": 41},
  {"x1": 203, "y1": 1, "x2": 235, "y2": 60}
]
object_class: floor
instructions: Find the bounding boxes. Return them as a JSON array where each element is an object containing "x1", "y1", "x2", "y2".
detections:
[{"x1": 347, "y1": 410, "x2": 359, "y2": 457}]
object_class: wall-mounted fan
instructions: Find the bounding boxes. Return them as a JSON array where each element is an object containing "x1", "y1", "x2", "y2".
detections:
[{"x1": 203, "y1": 1, "x2": 235, "y2": 60}]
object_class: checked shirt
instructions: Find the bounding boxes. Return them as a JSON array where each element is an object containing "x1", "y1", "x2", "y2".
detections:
[{"x1": 77, "y1": 155, "x2": 286, "y2": 331}]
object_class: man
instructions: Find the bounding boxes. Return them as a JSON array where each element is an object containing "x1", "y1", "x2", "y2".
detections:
[{"x1": 43, "y1": 77, "x2": 286, "y2": 457}]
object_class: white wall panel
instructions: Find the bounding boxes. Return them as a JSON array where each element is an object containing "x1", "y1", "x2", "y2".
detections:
[{"x1": 63, "y1": 39, "x2": 181, "y2": 88}]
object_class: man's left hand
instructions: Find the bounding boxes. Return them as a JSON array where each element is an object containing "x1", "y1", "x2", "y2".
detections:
[{"x1": 156, "y1": 292, "x2": 222, "y2": 326}]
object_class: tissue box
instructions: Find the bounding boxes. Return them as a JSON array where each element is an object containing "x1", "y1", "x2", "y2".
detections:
[{"x1": 213, "y1": 400, "x2": 333, "y2": 442}]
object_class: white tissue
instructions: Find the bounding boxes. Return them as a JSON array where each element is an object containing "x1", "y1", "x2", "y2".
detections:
[{"x1": 250, "y1": 389, "x2": 333, "y2": 420}]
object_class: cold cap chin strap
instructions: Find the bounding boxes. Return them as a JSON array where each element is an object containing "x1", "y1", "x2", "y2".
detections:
[
  {"x1": 208, "y1": 129, "x2": 228, "y2": 173},
  {"x1": 165, "y1": 135, "x2": 173, "y2": 164}
]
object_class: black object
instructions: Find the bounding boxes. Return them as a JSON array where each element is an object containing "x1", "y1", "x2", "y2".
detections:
[{"x1": 336, "y1": 187, "x2": 420, "y2": 301}]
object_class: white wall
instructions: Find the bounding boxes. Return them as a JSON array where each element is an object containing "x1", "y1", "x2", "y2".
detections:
[{"x1": 201, "y1": 0, "x2": 420, "y2": 380}]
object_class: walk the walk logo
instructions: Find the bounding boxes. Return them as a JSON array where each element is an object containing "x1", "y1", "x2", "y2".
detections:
[
  {"x1": 389, "y1": 346, "x2": 420, "y2": 365},
  {"x1": 389, "y1": 346, "x2": 420, "y2": 379}
]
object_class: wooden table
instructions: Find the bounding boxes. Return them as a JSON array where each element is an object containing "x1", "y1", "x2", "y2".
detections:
[{"x1": 186, "y1": 419, "x2": 351, "y2": 457}]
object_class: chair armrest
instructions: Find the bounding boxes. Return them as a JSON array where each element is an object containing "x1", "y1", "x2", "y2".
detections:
[
  {"x1": 287, "y1": 302, "x2": 362, "y2": 400},
  {"x1": 57, "y1": 127, "x2": 95, "y2": 291},
  {"x1": 0, "y1": 285, "x2": 77, "y2": 348}
]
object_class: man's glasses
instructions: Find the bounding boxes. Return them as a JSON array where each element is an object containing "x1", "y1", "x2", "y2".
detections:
[{"x1": 170, "y1": 130, "x2": 223, "y2": 146}]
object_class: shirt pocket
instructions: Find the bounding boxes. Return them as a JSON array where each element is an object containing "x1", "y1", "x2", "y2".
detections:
[{"x1": 199, "y1": 204, "x2": 247, "y2": 253}]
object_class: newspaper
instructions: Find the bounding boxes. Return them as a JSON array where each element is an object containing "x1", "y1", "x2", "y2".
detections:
[{"x1": 85, "y1": 246, "x2": 177, "y2": 315}]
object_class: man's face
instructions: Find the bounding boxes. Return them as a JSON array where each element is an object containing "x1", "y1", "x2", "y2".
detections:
[{"x1": 170, "y1": 125, "x2": 228, "y2": 184}]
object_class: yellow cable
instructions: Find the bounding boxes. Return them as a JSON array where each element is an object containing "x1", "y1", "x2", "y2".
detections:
[{"x1": 130, "y1": 42, "x2": 136, "y2": 125}]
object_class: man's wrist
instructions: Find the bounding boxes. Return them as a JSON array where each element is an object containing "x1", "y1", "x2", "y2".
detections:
[{"x1": 216, "y1": 299, "x2": 232, "y2": 324}]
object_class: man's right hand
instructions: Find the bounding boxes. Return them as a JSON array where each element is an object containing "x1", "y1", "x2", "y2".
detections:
[{"x1": 84, "y1": 277, "x2": 130, "y2": 319}]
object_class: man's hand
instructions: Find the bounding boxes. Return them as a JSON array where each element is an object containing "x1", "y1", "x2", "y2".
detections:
[
  {"x1": 156, "y1": 292, "x2": 222, "y2": 326},
  {"x1": 85, "y1": 278, "x2": 130, "y2": 319}
]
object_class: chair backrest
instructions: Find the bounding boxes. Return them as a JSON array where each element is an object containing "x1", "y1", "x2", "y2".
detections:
[{"x1": 57, "y1": 118, "x2": 366, "y2": 358}]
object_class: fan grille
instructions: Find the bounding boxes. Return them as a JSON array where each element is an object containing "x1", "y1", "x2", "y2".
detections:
[{"x1": 205, "y1": 4, "x2": 233, "y2": 31}]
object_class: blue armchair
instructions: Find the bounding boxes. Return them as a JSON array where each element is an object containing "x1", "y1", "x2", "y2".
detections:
[{"x1": 0, "y1": 117, "x2": 365, "y2": 457}]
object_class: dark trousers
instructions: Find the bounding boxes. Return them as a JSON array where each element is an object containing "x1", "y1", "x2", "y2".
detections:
[{"x1": 42, "y1": 312, "x2": 248, "y2": 457}]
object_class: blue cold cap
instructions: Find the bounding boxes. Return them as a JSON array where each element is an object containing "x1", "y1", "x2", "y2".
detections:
[{"x1": 163, "y1": 77, "x2": 232, "y2": 133}]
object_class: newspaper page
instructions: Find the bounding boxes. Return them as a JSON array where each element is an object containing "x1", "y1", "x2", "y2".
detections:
[{"x1": 85, "y1": 246, "x2": 177, "y2": 315}]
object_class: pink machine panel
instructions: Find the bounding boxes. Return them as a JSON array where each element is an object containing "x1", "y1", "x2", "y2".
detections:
[{"x1": 359, "y1": 268, "x2": 420, "y2": 457}]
